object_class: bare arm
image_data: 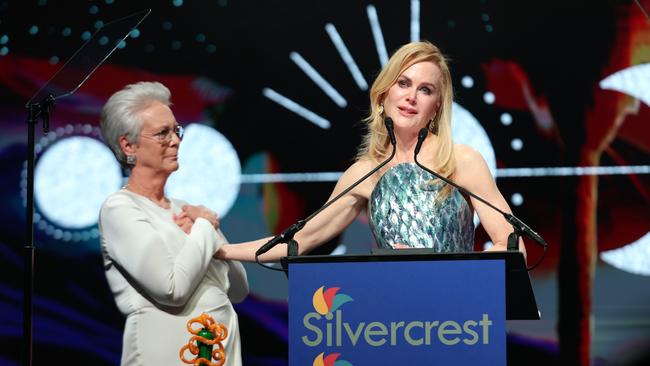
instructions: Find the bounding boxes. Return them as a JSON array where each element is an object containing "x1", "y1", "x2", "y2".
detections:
[
  {"x1": 217, "y1": 160, "x2": 374, "y2": 262},
  {"x1": 454, "y1": 145, "x2": 527, "y2": 260}
]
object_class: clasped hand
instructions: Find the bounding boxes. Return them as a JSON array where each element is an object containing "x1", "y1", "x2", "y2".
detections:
[{"x1": 173, "y1": 204, "x2": 220, "y2": 234}]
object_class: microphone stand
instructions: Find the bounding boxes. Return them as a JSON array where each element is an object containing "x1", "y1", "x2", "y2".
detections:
[
  {"x1": 23, "y1": 95, "x2": 55, "y2": 366},
  {"x1": 19, "y1": 10, "x2": 151, "y2": 366},
  {"x1": 254, "y1": 118, "x2": 398, "y2": 267},
  {"x1": 413, "y1": 128, "x2": 547, "y2": 269}
]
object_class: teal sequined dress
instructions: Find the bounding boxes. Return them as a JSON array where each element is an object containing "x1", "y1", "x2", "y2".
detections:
[{"x1": 369, "y1": 163, "x2": 475, "y2": 251}]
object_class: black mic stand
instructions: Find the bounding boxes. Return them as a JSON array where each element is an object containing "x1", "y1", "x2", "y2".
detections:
[
  {"x1": 413, "y1": 128, "x2": 547, "y2": 270},
  {"x1": 20, "y1": 10, "x2": 150, "y2": 366},
  {"x1": 23, "y1": 95, "x2": 55, "y2": 366},
  {"x1": 254, "y1": 118, "x2": 399, "y2": 268}
]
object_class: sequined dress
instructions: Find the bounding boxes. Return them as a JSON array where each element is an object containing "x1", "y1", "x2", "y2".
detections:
[{"x1": 369, "y1": 163, "x2": 475, "y2": 251}]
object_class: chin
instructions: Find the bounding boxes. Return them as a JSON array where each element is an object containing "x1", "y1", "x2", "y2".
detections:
[{"x1": 165, "y1": 161, "x2": 180, "y2": 172}]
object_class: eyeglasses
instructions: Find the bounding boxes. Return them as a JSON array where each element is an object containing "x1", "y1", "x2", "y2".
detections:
[{"x1": 140, "y1": 124, "x2": 184, "y2": 144}]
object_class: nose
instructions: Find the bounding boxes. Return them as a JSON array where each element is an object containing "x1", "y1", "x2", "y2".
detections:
[
  {"x1": 170, "y1": 130, "x2": 181, "y2": 146},
  {"x1": 406, "y1": 90, "x2": 417, "y2": 105}
]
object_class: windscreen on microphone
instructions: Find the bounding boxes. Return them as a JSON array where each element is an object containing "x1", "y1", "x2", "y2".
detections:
[
  {"x1": 414, "y1": 127, "x2": 428, "y2": 156},
  {"x1": 384, "y1": 117, "x2": 397, "y2": 146}
]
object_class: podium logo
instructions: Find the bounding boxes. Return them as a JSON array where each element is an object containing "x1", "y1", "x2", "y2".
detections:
[
  {"x1": 312, "y1": 286, "x2": 353, "y2": 315},
  {"x1": 313, "y1": 352, "x2": 353, "y2": 366},
  {"x1": 303, "y1": 286, "x2": 494, "y2": 348}
]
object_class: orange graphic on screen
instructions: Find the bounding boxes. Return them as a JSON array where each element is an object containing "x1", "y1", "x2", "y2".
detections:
[
  {"x1": 311, "y1": 286, "x2": 353, "y2": 315},
  {"x1": 313, "y1": 352, "x2": 353, "y2": 366}
]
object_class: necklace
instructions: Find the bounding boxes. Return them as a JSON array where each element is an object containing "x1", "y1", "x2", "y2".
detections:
[{"x1": 123, "y1": 182, "x2": 171, "y2": 209}]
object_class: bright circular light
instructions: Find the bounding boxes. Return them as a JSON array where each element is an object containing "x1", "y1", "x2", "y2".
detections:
[
  {"x1": 500, "y1": 113, "x2": 512, "y2": 126},
  {"x1": 452, "y1": 103, "x2": 497, "y2": 177},
  {"x1": 483, "y1": 91, "x2": 495, "y2": 104},
  {"x1": 34, "y1": 136, "x2": 123, "y2": 228},
  {"x1": 511, "y1": 138, "x2": 523, "y2": 151},
  {"x1": 461, "y1": 76, "x2": 474, "y2": 88},
  {"x1": 601, "y1": 231, "x2": 650, "y2": 276},
  {"x1": 511, "y1": 193, "x2": 524, "y2": 206},
  {"x1": 166, "y1": 123, "x2": 241, "y2": 217}
]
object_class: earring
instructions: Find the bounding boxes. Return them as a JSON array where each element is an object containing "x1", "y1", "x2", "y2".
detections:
[
  {"x1": 126, "y1": 155, "x2": 136, "y2": 165},
  {"x1": 377, "y1": 104, "x2": 384, "y2": 116},
  {"x1": 429, "y1": 118, "x2": 439, "y2": 135}
]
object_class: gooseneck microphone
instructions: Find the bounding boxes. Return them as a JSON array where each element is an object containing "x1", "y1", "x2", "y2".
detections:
[
  {"x1": 255, "y1": 117, "x2": 398, "y2": 258},
  {"x1": 413, "y1": 128, "x2": 547, "y2": 250}
]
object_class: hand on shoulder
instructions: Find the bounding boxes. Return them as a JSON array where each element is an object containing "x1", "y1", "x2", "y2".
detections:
[
  {"x1": 173, "y1": 211, "x2": 194, "y2": 234},
  {"x1": 181, "y1": 204, "x2": 220, "y2": 230}
]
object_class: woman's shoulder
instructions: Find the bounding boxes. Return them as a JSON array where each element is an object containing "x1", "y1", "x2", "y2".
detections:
[
  {"x1": 101, "y1": 189, "x2": 149, "y2": 212},
  {"x1": 102, "y1": 189, "x2": 132, "y2": 207},
  {"x1": 334, "y1": 159, "x2": 377, "y2": 197},
  {"x1": 452, "y1": 143, "x2": 493, "y2": 185},
  {"x1": 347, "y1": 158, "x2": 374, "y2": 174},
  {"x1": 99, "y1": 190, "x2": 136, "y2": 223},
  {"x1": 453, "y1": 143, "x2": 485, "y2": 168}
]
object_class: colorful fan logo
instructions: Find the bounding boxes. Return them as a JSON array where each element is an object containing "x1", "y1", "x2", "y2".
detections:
[
  {"x1": 312, "y1": 352, "x2": 353, "y2": 366},
  {"x1": 312, "y1": 286, "x2": 353, "y2": 315}
]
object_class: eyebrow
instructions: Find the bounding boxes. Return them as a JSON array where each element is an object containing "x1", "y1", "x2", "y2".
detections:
[
  {"x1": 150, "y1": 121, "x2": 178, "y2": 131},
  {"x1": 398, "y1": 75, "x2": 436, "y2": 89}
]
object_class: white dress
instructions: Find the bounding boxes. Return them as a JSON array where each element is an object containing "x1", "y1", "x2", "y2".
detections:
[{"x1": 99, "y1": 189, "x2": 248, "y2": 366}]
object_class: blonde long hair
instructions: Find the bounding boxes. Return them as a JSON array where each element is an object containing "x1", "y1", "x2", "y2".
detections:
[{"x1": 356, "y1": 41, "x2": 456, "y2": 181}]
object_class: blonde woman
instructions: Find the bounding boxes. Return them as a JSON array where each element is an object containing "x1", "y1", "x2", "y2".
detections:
[{"x1": 219, "y1": 41, "x2": 526, "y2": 261}]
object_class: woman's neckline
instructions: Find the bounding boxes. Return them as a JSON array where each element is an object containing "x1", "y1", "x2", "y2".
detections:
[{"x1": 122, "y1": 187, "x2": 172, "y2": 210}]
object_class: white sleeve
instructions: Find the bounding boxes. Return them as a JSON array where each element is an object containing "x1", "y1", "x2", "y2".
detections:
[
  {"x1": 225, "y1": 259, "x2": 249, "y2": 304},
  {"x1": 211, "y1": 229, "x2": 249, "y2": 303},
  {"x1": 99, "y1": 195, "x2": 223, "y2": 307}
]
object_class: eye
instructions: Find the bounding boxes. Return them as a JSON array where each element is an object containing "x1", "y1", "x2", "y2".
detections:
[
  {"x1": 156, "y1": 128, "x2": 171, "y2": 137},
  {"x1": 419, "y1": 86, "x2": 432, "y2": 94},
  {"x1": 397, "y1": 79, "x2": 408, "y2": 87}
]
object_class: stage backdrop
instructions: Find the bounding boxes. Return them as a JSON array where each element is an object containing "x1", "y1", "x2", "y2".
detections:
[{"x1": 0, "y1": 0, "x2": 649, "y2": 365}]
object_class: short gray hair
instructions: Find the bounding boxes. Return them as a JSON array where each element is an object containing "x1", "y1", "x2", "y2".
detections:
[{"x1": 100, "y1": 81, "x2": 172, "y2": 168}]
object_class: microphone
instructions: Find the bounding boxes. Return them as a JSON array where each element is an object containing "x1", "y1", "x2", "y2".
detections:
[
  {"x1": 255, "y1": 117, "x2": 399, "y2": 257},
  {"x1": 385, "y1": 117, "x2": 396, "y2": 146},
  {"x1": 414, "y1": 127, "x2": 427, "y2": 157},
  {"x1": 254, "y1": 221, "x2": 305, "y2": 257},
  {"x1": 413, "y1": 128, "x2": 547, "y2": 249}
]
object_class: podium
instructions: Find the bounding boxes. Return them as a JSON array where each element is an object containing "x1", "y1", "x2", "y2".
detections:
[{"x1": 281, "y1": 250, "x2": 539, "y2": 366}]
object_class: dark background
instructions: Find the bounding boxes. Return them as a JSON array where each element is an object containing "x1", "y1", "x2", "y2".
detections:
[{"x1": 1, "y1": 0, "x2": 649, "y2": 365}]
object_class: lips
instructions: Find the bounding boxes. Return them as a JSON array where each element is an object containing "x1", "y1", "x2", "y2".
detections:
[{"x1": 398, "y1": 106, "x2": 418, "y2": 115}]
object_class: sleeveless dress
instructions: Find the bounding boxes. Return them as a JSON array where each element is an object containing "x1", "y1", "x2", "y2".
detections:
[{"x1": 369, "y1": 163, "x2": 475, "y2": 252}]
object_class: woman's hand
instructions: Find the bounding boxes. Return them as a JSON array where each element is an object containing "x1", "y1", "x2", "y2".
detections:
[
  {"x1": 181, "y1": 204, "x2": 220, "y2": 229},
  {"x1": 173, "y1": 212, "x2": 194, "y2": 234}
]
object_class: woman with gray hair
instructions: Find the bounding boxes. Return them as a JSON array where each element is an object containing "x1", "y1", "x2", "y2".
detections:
[{"x1": 98, "y1": 81, "x2": 248, "y2": 366}]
